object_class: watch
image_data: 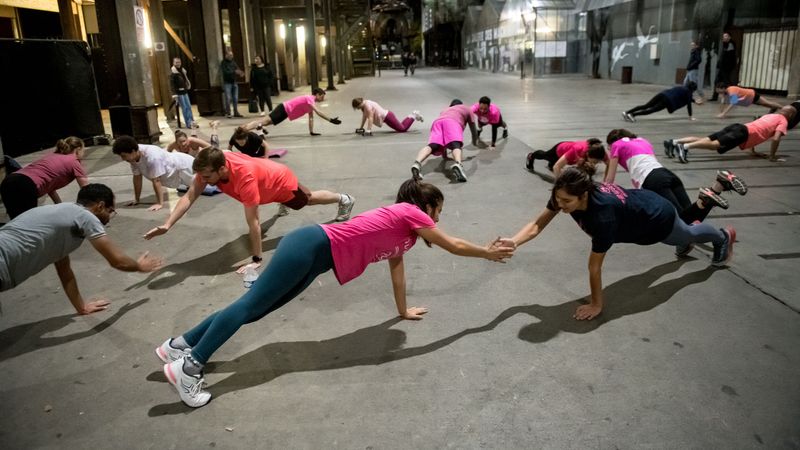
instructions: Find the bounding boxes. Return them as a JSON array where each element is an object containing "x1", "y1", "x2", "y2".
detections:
[{"x1": 252, "y1": 255, "x2": 263, "y2": 263}]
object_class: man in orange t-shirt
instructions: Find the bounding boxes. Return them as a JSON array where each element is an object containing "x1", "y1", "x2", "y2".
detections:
[
  {"x1": 669, "y1": 105, "x2": 795, "y2": 162},
  {"x1": 144, "y1": 148, "x2": 354, "y2": 271},
  {"x1": 715, "y1": 83, "x2": 783, "y2": 118}
]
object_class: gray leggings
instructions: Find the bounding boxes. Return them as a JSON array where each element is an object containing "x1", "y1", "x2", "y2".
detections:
[{"x1": 661, "y1": 212, "x2": 724, "y2": 247}]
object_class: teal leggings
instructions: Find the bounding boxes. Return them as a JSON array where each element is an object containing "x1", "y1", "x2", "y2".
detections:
[{"x1": 183, "y1": 225, "x2": 333, "y2": 364}]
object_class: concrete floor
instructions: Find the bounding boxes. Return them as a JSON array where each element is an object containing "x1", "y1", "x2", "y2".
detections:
[{"x1": 1, "y1": 69, "x2": 798, "y2": 449}]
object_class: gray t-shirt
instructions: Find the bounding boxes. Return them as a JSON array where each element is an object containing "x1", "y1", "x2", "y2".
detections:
[{"x1": 0, "y1": 203, "x2": 106, "y2": 291}]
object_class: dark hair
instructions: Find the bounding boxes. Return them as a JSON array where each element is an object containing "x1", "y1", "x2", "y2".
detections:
[
  {"x1": 686, "y1": 81, "x2": 697, "y2": 92},
  {"x1": 787, "y1": 101, "x2": 800, "y2": 130},
  {"x1": 449, "y1": 99, "x2": 463, "y2": 106},
  {"x1": 715, "y1": 81, "x2": 729, "y2": 90},
  {"x1": 396, "y1": 179, "x2": 443, "y2": 247},
  {"x1": 352, "y1": 97, "x2": 364, "y2": 109},
  {"x1": 232, "y1": 127, "x2": 249, "y2": 140},
  {"x1": 193, "y1": 146, "x2": 226, "y2": 172},
  {"x1": 112, "y1": 135, "x2": 139, "y2": 155},
  {"x1": 586, "y1": 139, "x2": 606, "y2": 160},
  {"x1": 174, "y1": 130, "x2": 188, "y2": 140},
  {"x1": 312, "y1": 87, "x2": 326, "y2": 96},
  {"x1": 550, "y1": 167, "x2": 597, "y2": 206},
  {"x1": 606, "y1": 129, "x2": 637, "y2": 145},
  {"x1": 54, "y1": 136, "x2": 84, "y2": 155},
  {"x1": 478, "y1": 96, "x2": 491, "y2": 105},
  {"x1": 76, "y1": 183, "x2": 115, "y2": 207}
]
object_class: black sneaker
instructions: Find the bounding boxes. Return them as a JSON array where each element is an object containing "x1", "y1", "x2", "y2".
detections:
[
  {"x1": 711, "y1": 226, "x2": 736, "y2": 267},
  {"x1": 663, "y1": 140, "x2": 675, "y2": 158},
  {"x1": 525, "y1": 152, "x2": 535, "y2": 171},
  {"x1": 716, "y1": 170, "x2": 748, "y2": 195},
  {"x1": 502, "y1": 128, "x2": 508, "y2": 139},
  {"x1": 675, "y1": 243, "x2": 694, "y2": 257},
  {"x1": 698, "y1": 187, "x2": 729, "y2": 209},
  {"x1": 676, "y1": 143, "x2": 689, "y2": 163}
]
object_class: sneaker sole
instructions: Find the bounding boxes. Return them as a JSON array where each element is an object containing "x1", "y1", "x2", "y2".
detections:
[
  {"x1": 411, "y1": 167, "x2": 422, "y2": 180},
  {"x1": 453, "y1": 167, "x2": 467, "y2": 182},
  {"x1": 712, "y1": 228, "x2": 736, "y2": 267},
  {"x1": 718, "y1": 174, "x2": 748, "y2": 195}
]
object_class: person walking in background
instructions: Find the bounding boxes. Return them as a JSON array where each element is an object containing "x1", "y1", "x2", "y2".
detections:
[
  {"x1": 684, "y1": 41, "x2": 704, "y2": 102},
  {"x1": 408, "y1": 52, "x2": 418, "y2": 75},
  {"x1": 711, "y1": 32, "x2": 737, "y2": 101},
  {"x1": 250, "y1": 56, "x2": 274, "y2": 116},
  {"x1": 0, "y1": 137, "x2": 89, "y2": 219},
  {"x1": 221, "y1": 50, "x2": 244, "y2": 118},
  {"x1": 170, "y1": 57, "x2": 195, "y2": 129}
]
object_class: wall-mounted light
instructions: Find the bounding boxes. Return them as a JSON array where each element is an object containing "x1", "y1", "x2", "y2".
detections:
[
  {"x1": 320, "y1": 36, "x2": 327, "y2": 48},
  {"x1": 279, "y1": 23, "x2": 286, "y2": 39},
  {"x1": 297, "y1": 25, "x2": 305, "y2": 42},
  {"x1": 143, "y1": 8, "x2": 153, "y2": 48}
]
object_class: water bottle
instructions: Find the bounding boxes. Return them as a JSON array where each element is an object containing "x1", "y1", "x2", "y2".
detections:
[{"x1": 243, "y1": 265, "x2": 258, "y2": 289}]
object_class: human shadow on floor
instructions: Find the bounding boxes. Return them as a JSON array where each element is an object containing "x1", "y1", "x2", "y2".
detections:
[
  {"x1": 146, "y1": 259, "x2": 714, "y2": 414},
  {"x1": 126, "y1": 216, "x2": 281, "y2": 291},
  {"x1": 0, "y1": 298, "x2": 149, "y2": 363}
]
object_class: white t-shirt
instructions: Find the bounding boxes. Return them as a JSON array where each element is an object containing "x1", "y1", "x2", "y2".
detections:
[
  {"x1": 626, "y1": 154, "x2": 663, "y2": 189},
  {"x1": 130, "y1": 144, "x2": 195, "y2": 188},
  {"x1": 363, "y1": 100, "x2": 388, "y2": 127}
]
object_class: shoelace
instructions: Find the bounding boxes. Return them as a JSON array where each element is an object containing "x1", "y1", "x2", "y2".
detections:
[{"x1": 188, "y1": 376, "x2": 207, "y2": 397}]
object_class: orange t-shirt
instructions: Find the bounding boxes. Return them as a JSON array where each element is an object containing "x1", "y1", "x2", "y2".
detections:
[
  {"x1": 741, "y1": 114, "x2": 788, "y2": 149},
  {"x1": 216, "y1": 151, "x2": 298, "y2": 206},
  {"x1": 726, "y1": 86, "x2": 756, "y2": 106}
]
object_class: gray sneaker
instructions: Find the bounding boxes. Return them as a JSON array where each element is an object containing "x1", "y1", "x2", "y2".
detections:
[
  {"x1": 411, "y1": 161, "x2": 423, "y2": 180},
  {"x1": 674, "y1": 243, "x2": 694, "y2": 257},
  {"x1": 335, "y1": 194, "x2": 355, "y2": 222},
  {"x1": 663, "y1": 140, "x2": 675, "y2": 158},
  {"x1": 277, "y1": 204, "x2": 290, "y2": 217},
  {"x1": 452, "y1": 163, "x2": 468, "y2": 182},
  {"x1": 711, "y1": 226, "x2": 736, "y2": 267},
  {"x1": 676, "y1": 143, "x2": 689, "y2": 163}
]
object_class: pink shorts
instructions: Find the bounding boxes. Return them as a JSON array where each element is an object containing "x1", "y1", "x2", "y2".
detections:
[{"x1": 428, "y1": 118, "x2": 464, "y2": 155}]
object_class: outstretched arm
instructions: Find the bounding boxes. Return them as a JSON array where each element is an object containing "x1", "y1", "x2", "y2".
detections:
[
  {"x1": 717, "y1": 102, "x2": 734, "y2": 118},
  {"x1": 53, "y1": 256, "x2": 110, "y2": 315},
  {"x1": 90, "y1": 236, "x2": 164, "y2": 272},
  {"x1": 143, "y1": 176, "x2": 203, "y2": 239},
  {"x1": 388, "y1": 256, "x2": 427, "y2": 320},
  {"x1": 574, "y1": 251, "x2": 606, "y2": 320},
  {"x1": 415, "y1": 227, "x2": 514, "y2": 262},
  {"x1": 509, "y1": 207, "x2": 558, "y2": 247},
  {"x1": 312, "y1": 105, "x2": 331, "y2": 122}
]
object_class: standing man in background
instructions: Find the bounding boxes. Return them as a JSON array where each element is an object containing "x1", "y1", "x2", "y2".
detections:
[
  {"x1": 711, "y1": 32, "x2": 737, "y2": 101},
  {"x1": 170, "y1": 57, "x2": 195, "y2": 129},
  {"x1": 221, "y1": 50, "x2": 244, "y2": 118},
  {"x1": 683, "y1": 41, "x2": 704, "y2": 103}
]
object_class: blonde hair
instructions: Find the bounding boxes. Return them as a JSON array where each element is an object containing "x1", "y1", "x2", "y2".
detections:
[{"x1": 54, "y1": 136, "x2": 84, "y2": 155}]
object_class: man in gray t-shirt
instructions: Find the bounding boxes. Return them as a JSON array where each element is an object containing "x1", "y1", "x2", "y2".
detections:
[{"x1": 0, "y1": 184, "x2": 163, "y2": 315}]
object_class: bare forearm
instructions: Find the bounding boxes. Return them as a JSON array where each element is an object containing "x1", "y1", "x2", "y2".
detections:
[
  {"x1": 152, "y1": 180, "x2": 164, "y2": 205},
  {"x1": 512, "y1": 222, "x2": 541, "y2": 246},
  {"x1": 445, "y1": 238, "x2": 489, "y2": 258},
  {"x1": 57, "y1": 266, "x2": 86, "y2": 314},
  {"x1": 48, "y1": 191, "x2": 62, "y2": 204},
  {"x1": 770, "y1": 139, "x2": 781, "y2": 159},
  {"x1": 249, "y1": 224, "x2": 262, "y2": 257},
  {"x1": 588, "y1": 267, "x2": 604, "y2": 307},
  {"x1": 391, "y1": 275, "x2": 407, "y2": 315},
  {"x1": 133, "y1": 175, "x2": 143, "y2": 202}
]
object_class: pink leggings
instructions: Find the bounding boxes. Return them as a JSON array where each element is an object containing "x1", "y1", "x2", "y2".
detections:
[{"x1": 383, "y1": 111, "x2": 414, "y2": 132}]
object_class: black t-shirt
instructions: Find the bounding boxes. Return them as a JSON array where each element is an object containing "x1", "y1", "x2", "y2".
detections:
[
  {"x1": 229, "y1": 132, "x2": 265, "y2": 158},
  {"x1": 547, "y1": 184, "x2": 675, "y2": 253},
  {"x1": 661, "y1": 86, "x2": 693, "y2": 113}
]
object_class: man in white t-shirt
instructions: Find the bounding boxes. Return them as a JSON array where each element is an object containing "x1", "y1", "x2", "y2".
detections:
[{"x1": 112, "y1": 135, "x2": 197, "y2": 211}]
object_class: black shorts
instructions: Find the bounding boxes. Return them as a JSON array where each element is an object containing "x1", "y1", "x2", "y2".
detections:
[
  {"x1": 269, "y1": 103, "x2": 288, "y2": 125},
  {"x1": 0, "y1": 173, "x2": 38, "y2": 219},
  {"x1": 429, "y1": 141, "x2": 463, "y2": 156},
  {"x1": 709, "y1": 123, "x2": 748, "y2": 153},
  {"x1": 281, "y1": 183, "x2": 311, "y2": 210},
  {"x1": 753, "y1": 92, "x2": 761, "y2": 104}
]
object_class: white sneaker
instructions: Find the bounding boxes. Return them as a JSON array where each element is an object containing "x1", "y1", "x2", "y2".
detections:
[
  {"x1": 277, "y1": 204, "x2": 290, "y2": 216},
  {"x1": 335, "y1": 194, "x2": 355, "y2": 222},
  {"x1": 163, "y1": 356, "x2": 211, "y2": 408},
  {"x1": 155, "y1": 338, "x2": 191, "y2": 363},
  {"x1": 452, "y1": 163, "x2": 468, "y2": 182},
  {"x1": 259, "y1": 111, "x2": 266, "y2": 116},
  {"x1": 411, "y1": 161, "x2": 423, "y2": 180},
  {"x1": 412, "y1": 110, "x2": 424, "y2": 122}
]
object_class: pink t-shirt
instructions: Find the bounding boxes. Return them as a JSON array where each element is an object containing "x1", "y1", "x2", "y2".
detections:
[
  {"x1": 742, "y1": 114, "x2": 788, "y2": 149},
  {"x1": 437, "y1": 105, "x2": 473, "y2": 129},
  {"x1": 283, "y1": 95, "x2": 315, "y2": 120},
  {"x1": 470, "y1": 103, "x2": 501, "y2": 125},
  {"x1": 215, "y1": 151, "x2": 298, "y2": 206},
  {"x1": 610, "y1": 138, "x2": 661, "y2": 188},
  {"x1": 17, "y1": 153, "x2": 86, "y2": 196},
  {"x1": 556, "y1": 141, "x2": 590, "y2": 165},
  {"x1": 320, "y1": 202, "x2": 436, "y2": 285}
]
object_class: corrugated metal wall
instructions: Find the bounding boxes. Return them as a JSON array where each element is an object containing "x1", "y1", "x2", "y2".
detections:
[{"x1": 740, "y1": 29, "x2": 796, "y2": 92}]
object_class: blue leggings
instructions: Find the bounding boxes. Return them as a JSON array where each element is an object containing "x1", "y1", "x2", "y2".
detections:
[
  {"x1": 661, "y1": 212, "x2": 724, "y2": 247},
  {"x1": 183, "y1": 225, "x2": 334, "y2": 364}
]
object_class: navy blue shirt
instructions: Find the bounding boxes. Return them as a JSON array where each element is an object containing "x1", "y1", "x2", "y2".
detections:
[
  {"x1": 661, "y1": 86, "x2": 693, "y2": 114},
  {"x1": 229, "y1": 132, "x2": 265, "y2": 158},
  {"x1": 547, "y1": 184, "x2": 675, "y2": 253}
]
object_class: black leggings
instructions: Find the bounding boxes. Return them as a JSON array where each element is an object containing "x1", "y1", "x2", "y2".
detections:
[
  {"x1": 641, "y1": 168, "x2": 710, "y2": 224},
  {"x1": 627, "y1": 94, "x2": 668, "y2": 117},
  {"x1": 254, "y1": 87, "x2": 272, "y2": 112},
  {"x1": 531, "y1": 142, "x2": 563, "y2": 170},
  {"x1": 482, "y1": 114, "x2": 507, "y2": 145},
  {"x1": 0, "y1": 173, "x2": 39, "y2": 219}
]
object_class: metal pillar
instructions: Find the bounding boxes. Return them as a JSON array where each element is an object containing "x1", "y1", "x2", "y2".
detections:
[
  {"x1": 323, "y1": 0, "x2": 336, "y2": 90},
  {"x1": 305, "y1": 0, "x2": 319, "y2": 90}
]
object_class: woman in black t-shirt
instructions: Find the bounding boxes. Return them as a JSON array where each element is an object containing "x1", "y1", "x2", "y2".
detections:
[
  {"x1": 501, "y1": 167, "x2": 735, "y2": 321},
  {"x1": 228, "y1": 126, "x2": 269, "y2": 158}
]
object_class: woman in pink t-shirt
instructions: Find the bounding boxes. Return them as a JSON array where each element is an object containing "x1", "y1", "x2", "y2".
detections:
[
  {"x1": 155, "y1": 179, "x2": 514, "y2": 408},
  {"x1": 0, "y1": 136, "x2": 89, "y2": 219},
  {"x1": 471, "y1": 96, "x2": 508, "y2": 149},
  {"x1": 525, "y1": 138, "x2": 608, "y2": 178},
  {"x1": 351, "y1": 97, "x2": 424, "y2": 135},
  {"x1": 244, "y1": 88, "x2": 342, "y2": 136}
]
